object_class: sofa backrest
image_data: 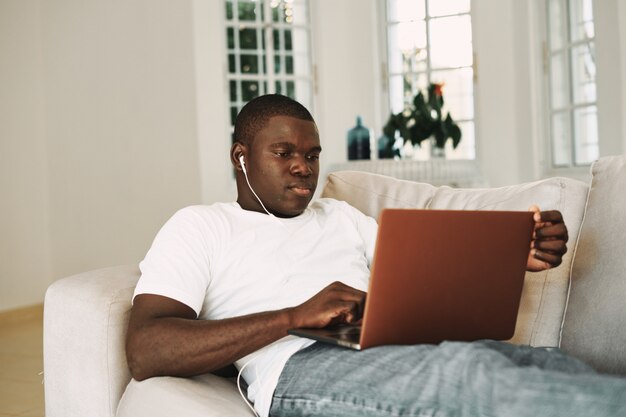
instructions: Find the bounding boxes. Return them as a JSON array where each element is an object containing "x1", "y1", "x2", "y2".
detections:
[
  {"x1": 322, "y1": 171, "x2": 589, "y2": 348},
  {"x1": 560, "y1": 154, "x2": 626, "y2": 375}
]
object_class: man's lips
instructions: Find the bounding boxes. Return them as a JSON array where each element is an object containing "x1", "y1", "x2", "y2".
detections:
[{"x1": 288, "y1": 183, "x2": 315, "y2": 197}]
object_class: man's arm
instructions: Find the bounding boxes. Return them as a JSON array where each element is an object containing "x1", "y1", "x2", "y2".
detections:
[
  {"x1": 526, "y1": 206, "x2": 569, "y2": 272},
  {"x1": 125, "y1": 281, "x2": 365, "y2": 381}
]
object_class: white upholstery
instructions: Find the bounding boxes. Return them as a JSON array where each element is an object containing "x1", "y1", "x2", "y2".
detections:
[
  {"x1": 117, "y1": 374, "x2": 255, "y2": 416},
  {"x1": 560, "y1": 155, "x2": 626, "y2": 374},
  {"x1": 43, "y1": 155, "x2": 626, "y2": 417},
  {"x1": 44, "y1": 265, "x2": 139, "y2": 417}
]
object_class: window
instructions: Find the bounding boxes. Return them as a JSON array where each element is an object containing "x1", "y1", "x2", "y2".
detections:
[
  {"x1": 546, "y1": 0, "x2": 598, "y2": 167},
  {"x1": 225, "y1": 0, "x2": 313, "y2": 127},
  {"x1": 384, "y1": 0, "x2": 475, "y2": 159}
]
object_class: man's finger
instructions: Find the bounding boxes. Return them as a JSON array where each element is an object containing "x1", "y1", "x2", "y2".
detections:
[
  {"x1": 532, "y1": 249, "x2": 563, "y2": 267},
  {"x1": 533, "y1": 239, "x2": 568, "y2": 254},
  {"x1": 534, "y1": 223, "x2": 569, "y2": 241},
  {"x1": 538, "y1": 210, "x2": 564, "y2": 223}
]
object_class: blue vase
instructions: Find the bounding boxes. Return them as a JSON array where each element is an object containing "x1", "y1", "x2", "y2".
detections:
[{"x1": 347, "y1": 116, "x2": 371, "y2": 160}]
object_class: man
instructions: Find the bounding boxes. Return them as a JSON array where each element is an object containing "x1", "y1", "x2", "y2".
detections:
[{"x1": 126, "y1": 94, "x2": 625, "y2": 417}]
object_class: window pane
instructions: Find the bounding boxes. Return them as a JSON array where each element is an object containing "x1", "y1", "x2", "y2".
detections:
[
  {"x1": 285, "y1": 55, "x2": 294, "y2": 74},
  {"x1": 229, "y1": 80, "x2": 237, "y2": 102},
  {"x1": 388, "y1": 73, "x2": 428, "y2": 114},
  {"x1": 429, "y1": 15, "x2": 473, "y2": 69},
  {"x1": 387, "y1": 0, "x2": 425, "y2": 22},
  {"x1": 273, "y1": 29, "x2": 281, "y2": 50},
  {"x1": 274, "y1": 54, "x2": 281, "y2": 74},
  {"x1": 387, "y1": 21, "x2": 427, "y2": 74},
  {"x1": 284, "y1": 30, "x2": 293, "y2": 51},
  {"x1": 270, "y1": 0, "x2": 308, "y2": 25},
  {"x1": 288, "y1": 0, "x2": 308, "y2": 25},
  {"x1": 548, "y1": 0, "x2": 566, "y2": 50},
  {"x1": 551, "y1": 111, "x2": 572, "y2": 166},
  {"x1": 446, "y1": 120, "x2": 475, "y2": 160},
  {"x1": 228, "y1": 54, "x2": 236, "y2": 73},
  {"x1": 242, "y1": 81, "x2": 260, "y2": 101},
  {"x1": 428, "y1": 0, "x2": 470, "y2": 17},
  {"x1": 570, "y1": 0, "x2": 594, "y2": 42},
  {"x1": 230, "y1": 106, "x2": 238, "y2": 126},
  {"x1": 275, "y1": 80, "x2": 282, "y2": 95},
  {"x1": 239, "y1": 28, "x2": 258, "y2": 49},
  {"x1": 227, "y1": 27, "x2": 235, "y2": 49},
  {"x1": 237, "y1": 1, "x2": 262, "y2": 21},
  {"x1": 571, "y1": 42, "x2": 596, "y2": 104},
  {"x1": 272, "y1": 0, "x2": 297, "y2": 23},
  {"x1": 286, "y1": 81, "x2": 295, "y2": 98},
  {"x1": 573, "y1": 105, "x2": 598, "y2": 165},
  {"x1": 240, "y1": 54, "x2": 260, "y2": 74},
  {"x1": 550, "y1": 52, "x2": 569, "y2": 110},
  {"x1": 226, "y1": 0, "x2": 233, "y2": 19},
  {"x1": 430, "y1": 67, "x2": 474, "y2": 120},
  {"x1": 290, "y1": 28, "x2": 310, "y2": 76},
  {"x1": 388, "y1": 75, "x2": 405, "y2": 114}
]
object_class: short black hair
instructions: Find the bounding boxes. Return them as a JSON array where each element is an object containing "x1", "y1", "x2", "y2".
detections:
[{"x1": 233, "y1": 94, "x2": 315, "y2": 145}]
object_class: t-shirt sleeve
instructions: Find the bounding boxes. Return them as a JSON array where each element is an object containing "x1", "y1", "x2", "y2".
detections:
[{"x1": 134, "y1": 207, "x2": 212, "y2": 317}]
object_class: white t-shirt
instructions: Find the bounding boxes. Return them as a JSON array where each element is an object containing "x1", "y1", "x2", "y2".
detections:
[{"x1": 134, "y1": 198, "x2": 378, "y2": 417}]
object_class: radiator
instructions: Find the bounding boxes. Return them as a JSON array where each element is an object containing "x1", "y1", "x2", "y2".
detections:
[{"x1": 325, "y1": 159, "x2": 486, "y2": 188}]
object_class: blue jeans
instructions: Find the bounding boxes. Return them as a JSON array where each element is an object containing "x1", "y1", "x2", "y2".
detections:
[{"x1": 269, "y1": 341, "x2": 626, "y2": 417}]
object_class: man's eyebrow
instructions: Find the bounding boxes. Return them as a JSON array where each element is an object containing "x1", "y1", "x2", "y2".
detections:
[
  {"x1": 269, "y1": 142, "x2": 322, "y2": 153},
  {"x1": 269, "y1": 142, "x2": 295, "y2": 149}
]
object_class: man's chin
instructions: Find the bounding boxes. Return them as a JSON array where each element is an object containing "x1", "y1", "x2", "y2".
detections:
[{"x1": 271, "y1": 199, "x2": 313, "y2": 218}]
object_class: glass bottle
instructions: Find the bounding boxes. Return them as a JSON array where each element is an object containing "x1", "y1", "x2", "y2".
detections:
[{"x1": 347, "y1": 116, "x2": 371, "y2": 160}]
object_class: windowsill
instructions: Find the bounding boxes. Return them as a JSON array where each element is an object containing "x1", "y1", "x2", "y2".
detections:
[
  {"x1": 543, "y1": 165, "x2": 593, "y2": 183},
  {"x1": 325, "y1": 159, "x2": 486, "y2": 188}
]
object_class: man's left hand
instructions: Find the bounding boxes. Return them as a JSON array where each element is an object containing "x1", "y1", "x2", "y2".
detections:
[{"x1": 526, "y1": 205, "x2": 569, "y2": 272}]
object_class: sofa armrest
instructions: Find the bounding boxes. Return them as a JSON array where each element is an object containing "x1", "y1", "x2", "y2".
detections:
[{"x1": 44, "y1": 265, "x2": 140, "y2": 417}]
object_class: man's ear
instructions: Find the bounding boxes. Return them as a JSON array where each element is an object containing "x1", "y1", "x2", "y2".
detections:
[{"x1": 230, "y1": 142, "x2": 246, "y2": 171}]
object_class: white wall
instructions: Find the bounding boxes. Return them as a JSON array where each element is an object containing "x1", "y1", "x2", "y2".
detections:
[
  {"x1": 1, "y1": 0, "x2": 208, "y2": 312},
  {"x1": 595, "y1": 0, "x2": 624, "y2": 158},
  {"x1": 311, "y1": 0, "x2": 380, "y2": 176},
  {"x1": 621, "y1": 1, "x2": 626, "y2": 154},
  {"x1": 0, "y1": 0, "x2": 52, "y2": 311},
  {"x1": 41, "y1": 0, "x2": 204, "y2": 281},
  {"x1": 472, "y1": 0, "x2": 524, "y2": 186}
]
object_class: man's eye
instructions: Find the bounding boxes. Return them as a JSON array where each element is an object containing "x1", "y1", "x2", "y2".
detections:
[
  {"x1": 275, "y1": 151, "x2": 290, "y2": 157},
  {"x1": 307, "y1": 154, "x2": 320, "y2": 161}
]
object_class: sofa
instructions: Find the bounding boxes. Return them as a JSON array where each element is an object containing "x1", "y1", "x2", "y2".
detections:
[{"x1": 43, "y1": 154, "x2": 626, "y2": 417}]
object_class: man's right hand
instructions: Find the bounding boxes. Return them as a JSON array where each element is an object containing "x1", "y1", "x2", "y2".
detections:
[{"x1": 288, "y1": 282, "x2": 366, "y2": 329}]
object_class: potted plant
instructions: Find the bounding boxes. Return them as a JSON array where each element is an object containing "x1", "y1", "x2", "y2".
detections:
[{"x1": 380, "y1": 83, "x2": 462, "y2": 158}]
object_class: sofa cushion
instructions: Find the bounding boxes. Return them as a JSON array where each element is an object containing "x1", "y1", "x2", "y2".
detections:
[
  {"x1": 560, "y1": 155, "x2": 626, "y2": 375},
  {"x1": 116, "y1": 374, "x2": 254, "y2": 417},
  {"x1": 322, "y1": 170, "x2": 589, "y2": 348}
]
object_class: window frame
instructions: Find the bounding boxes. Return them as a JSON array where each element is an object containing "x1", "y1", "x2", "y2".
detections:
[
  {"x1": 225, "y1": 0, "x2": 314, "y2": 128},
  {"x1": 544, "y1": 0, "x2": 599, "y2": 169},
  {"x1": 380, "y1": 0, "x2": 477, "y2": 160}
]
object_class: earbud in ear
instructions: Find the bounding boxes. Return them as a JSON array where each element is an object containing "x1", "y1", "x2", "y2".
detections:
[{"x1": 238, "y1": 155, "x2": 247, "y2": 173}]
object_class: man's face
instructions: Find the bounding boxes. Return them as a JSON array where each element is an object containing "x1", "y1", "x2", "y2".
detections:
[{"x1": 245, "y1": 115, "x2": 321, "y2": 218}]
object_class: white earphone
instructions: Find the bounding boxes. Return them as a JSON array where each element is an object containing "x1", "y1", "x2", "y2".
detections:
[{"x1": 238, "y1": 153, "x2": 273, "y2": 217}]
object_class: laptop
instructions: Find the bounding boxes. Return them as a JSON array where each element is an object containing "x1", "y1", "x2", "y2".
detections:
[{"x1": 288, "y1": 208, "x2": 535, "y2": 350}]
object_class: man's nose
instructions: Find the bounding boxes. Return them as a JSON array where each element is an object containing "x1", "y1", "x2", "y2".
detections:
[{"x1": 290, "y1": 156, "x2": 312, "y2": 176}]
